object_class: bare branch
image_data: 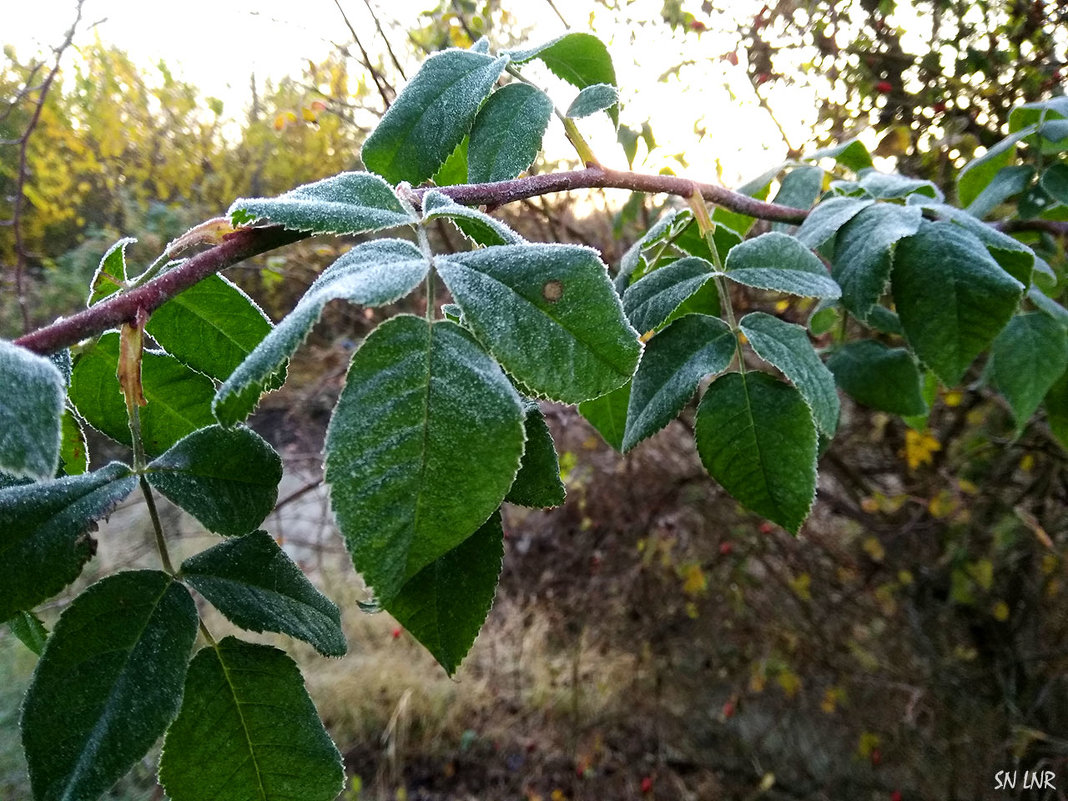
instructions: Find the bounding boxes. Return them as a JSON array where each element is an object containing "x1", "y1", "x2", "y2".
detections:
[
  {"x1": 332, "y1": 0, "x2": 394, "y2": 109},
  {"x1": 361, "y1": 0, "x2": 407, "y2": 80}
]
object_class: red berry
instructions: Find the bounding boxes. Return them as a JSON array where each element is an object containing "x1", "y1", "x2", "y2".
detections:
[
  {"x1": 719, "y1": 541, "x2": 734, "y2": 555},
  {"x1": 392, "y1": 627, "x2": 401, "y2": 640},
  {"x1": 871, "y1": 748, "x2": 882, "y2": 766},
  {"x1": 641, "y1": 777, "x2": 654, "y2": 793},
  {"x1": 933, "y1": 101, "x2": 947, "y2": 113},
  {"x1": 722, "y1": 700, "x2": 736, "y2": 718},
  {"x1": 759, "y1": 522, "x2": 774, "y2": 534},
  {"x1": 891, "y1": 792, "x2": 903, "y2": 801},
  {"x1": 689, "y1": 20, "x2": 707, "y2": 32},
  {"x1": 875, "y1": 81, "x2": 893, "y2": 93}
]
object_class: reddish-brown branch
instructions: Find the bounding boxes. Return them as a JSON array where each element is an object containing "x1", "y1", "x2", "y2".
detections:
[
  {"x1": 14, "y1": 166, "x2": 810, "y2": 356},
  {"x1": 15, "y1": 226, "x2": 305, "y2": 355}
]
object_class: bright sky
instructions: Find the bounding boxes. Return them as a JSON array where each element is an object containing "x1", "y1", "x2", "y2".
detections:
[{"x1": 5, "y1": 0, "x2": 831, "y2": 187}]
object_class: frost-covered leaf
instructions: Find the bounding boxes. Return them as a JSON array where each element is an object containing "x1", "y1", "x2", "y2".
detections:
[
  {"x1": 966, "y1": 165, "x2": 1035, "y2": 219},
  {"x1": 920, "y1": 201, "x2": 1036, "y2": 285},
  {"x1": 623, "y1": 314, "x2": 734, "y2": 451},
  {"x1": 386, "y1": 510, "x2": 503, "y2": 675},
  {"x1": 147, "y1": 274, "x2": 275, "y2": 382},
  {"x1": 1042, "y1": 163, "x2": 1068, "y2": 204},
  {"x1": 432, "y1": 138, "x2": 469, "y2": 186},
  {"x1": 831, "y1": 202, "x2": 923, "y2": 319},
  {"x1": 507, "y1": 33, "x2": 618, "y2": 124},
  {"x1": 614, "y1": 209, "x2": 690, "y2": 292},
  {"x1": 159, "y1": 637, "x2": 344, "y2": 801},
  {"x1": 795, "y1": 196, "x2": 874, "y2": 249},
  {"x1": 468, "y1": 83, "x2": 553, "y2": 183},
  {"x1": 6, "y1": 610, "x2": 48, "y2": 655},
  {"x1": 21, "y1": 571, "x2": 198, "y2": 801},
  {"x1": 362, "y1": 50, "x2": 509, "y2": 184},
  {"x1": 578, "y1": 380, "x2": 631, "y2": 451},
  {"x1": 622, "y1": 257, "x2": 717, "y2": 333},
  {"x1": 892, "y1": 222, "x2": 1024, "y2": 385},
  {"x1": 506, "y1": 401, "x2": 565, "y2": 508},
  {"x1": 423, "y1": 190, "x2": 525, "y2": 246},
  {"x1": 957, "y1": 125, "x2": 1037, "y2": 208},
  {"x1": 803, "y1": 138, "x2": 873, "y2": 172},
  {"x1": 988, "y1": 313, "x2": 1068, "y2": 430},
  {"x1": 59, "y1": 408, "x2": 88, "y2": 475},
  {"x1": 70, "y1": 332, "x2": 216, "y2": 455},
  {"x1": 230, "y1": 171, "x2": 416, "y2": 235},
  {"x1": 826, "y1": 340, "x2": 929, "y2": 416},
  {"x1": 1029, "y1": 286, "x2": 1068, "y2": 328},
  {"x1": 0, "y1": 462, "x2": 136, "y2": 621},
  {"x1": 180, "y1": 530, "x2": 345, "y2": 656},
  {"x1": 771, "y1": 166, "x2": 824, "y2": 231},
  {"x1": 436, "y1": 244, "x2": 641, "y2": 403},
  {"x1": 740, "y1": 312, "x2": 840, "y2": 436},
  {"x1": 325, "y1": 316, "x2": 524, "y2": 604},
  {"x1": 214, "y1": 239, "x2": 429, "y2": 425},
  {"x1": 146, "y1": 425, "x2": 282, "y2": 536},
  {"x1": 856, "y1": 170, "x2": 941, "y2": 201},
  {"x1": 566, "y1": 83, "x2": 619, "y2": 119},
  {"x1": 724, "y1": 231, "x2": 841, "y2": 299},
  {"x1": 87, "y1": 237, "x2": 134, "y2": 306},
  {"x1": 0, "y1": 340, "x2": 65, "y2": 482},
  {"x1": 695, "y1": 371, "x2": 817, "y2": 534}
]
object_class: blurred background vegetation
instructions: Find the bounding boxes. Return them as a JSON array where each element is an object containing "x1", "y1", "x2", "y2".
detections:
[{"x1": 2, "y1": 2, "x2": 1067, "y2": 800}]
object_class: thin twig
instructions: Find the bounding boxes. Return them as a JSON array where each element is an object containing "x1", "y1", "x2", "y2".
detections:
[
  {"x1": 361, "y1": 0, "x2": 407, "y2": 79},
  {"x1": 332, "y1": 0, "x2": 394, "y2": 109},
  {"x1": 8, "y1": 1, "x2": 85, "y2": 333}
]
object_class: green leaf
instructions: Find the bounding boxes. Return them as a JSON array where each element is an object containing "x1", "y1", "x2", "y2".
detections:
[
  {"x1": 856, "y1": 170, "x2": 941, "y2": 201},
  {"x1": 1041, "y1": 162, "x2": 1068, "y2": 204},
  {"x1": 892, "y1": 222, "x2": 1025, "y2": 385},
  {"x1": 436, "y1": 244, "x2": 641, "y2": 403},
  {"x1": 566, "y1": 83, "x2": 619, "y2": 119},
  {"x1": 146, "y1": 274, "x2": 274, "y2": 381},
  {"x1": 957, "y1": 125, "x2": 1037, "y2": 208},
  {"x1": 623, "y1": 256, "x2": 717, "y2": 333},
  {"x1": 159, "y1": 637, "x2": 344, "y2": 801},
  {"x1": 740, "y1": 312, "x2": 840, "y2": 436},
  {"x1": 230, "y1": 171, "x2": 416, "y2": 235},
  {"x1": 432, "y1": 137, "x2": 469, "y2": 186},
  {"x1": 614, "y1": 208, "x2": 690, "y2": 292},
  {"x1": 325, "y1": 316, "x2": 524, "y2": 604},
  {"x1": 468, "y1": 83, "x2": 553, "y2": 183},
  {"x1": 87, "y1": 237, "x2": 134, "y2": 306},
  {"x1": 386, "y1": 510, "x2": 504, "y2": 675},
  {"x1": 724, "y1": 231, "x2": 841, "y2": 299},
  {"x1": 831, "y1": 202, "x2": 923, "y2": 319},
  {"x1": 921, "y1": 202, "x2": 1036, "y2": 285},
  {"x1": 507, "y1": 33, "x2": 618, "y2": 124},
  {"x1": 69, "y1": 332, "x2": 216, "y2": 455},
  {"x1": 803, "y1": 137, "x2": 873, "y2": 172},
  {"x1": 214, "y1": 239, "x2": 429, "y2": 425},
  {"x1": 0, "y1": 462, "x2": 136, "y2": 621},
  {"x1": 180, "y1": 530, "x2": 345, "y2": 656},
  {"x1": 795, "y1": 196, "x2": 874, "y2": 249},
  {"x1": 6, "y1": 610, "x2": 48, "y2": 655},
  {"x1": 59, "y1": 408, "x2": 88, "y2": 475},
  {"x1": 423, "y1": 190, "x2": 525, "y2": 247},
  {"x1": 506, "y1": 402, "x2": 565, "y2": 508},
  {"x1": 21, "y1": 571, "x2": 198, "y2": 801},
  {"x1": 966, "y1": 165, "x2": 1035, "y2": 218},
  {"x1": 623, "y1": 314, "x2": 734, "y2": 451},
  {"x1": 578, "y1": 380, "x2": 631, "y2": 451},
  {"x1": 1029, "y1": 285, "x2": 1068, "y2": 328},
  {"x1": 146, "y1": 425, "x2": 282, "y2": 536},
  {"x1": 1045, "y1": 371, "x2": 1068, "y2": 451},
  {"x1": 988, "y1": 313, "x2": 1068, "y2": 430},
  {"x1": 864, "y1": 304, "x2": 904, "y2": 336},
  {"x1": 0, "y1": 340, "x2": 65, "y2": 482},
  {"x1": 695, "y1": 371, "x2": 817, "y2": 534},
  {"x1": 771, "y1": 165, "x2": 824, "y2": 231},
  {"x1": 826, "y1": 340, "x2": 929, "y2": 415},
  {"x1": 362, "y1": 50, "x2": 509, "y2": 184}
]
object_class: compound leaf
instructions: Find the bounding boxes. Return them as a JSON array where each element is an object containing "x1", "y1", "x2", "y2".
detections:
[
  {"x1": 146, "y1": 425, "x2": 282, "y2": 536},
  {"x1": 214, "y1": 239, "x2": 429, "y2": 425},
  {"x1": 362, "y1": 50, "x2": 509, "y2": 184},
  {"x1": 0, "y1": 340, "x2": 65, "y2": 482},
  {"x1": 159, "y1": 637, "x2": 344, "y2": 801},
  {"x1": 623, "y1": 314, "x2": 734, "y2": 451},
  {"x1": 437, "y1": 244, "x2": 640, "y2": 403},
  {"x1": 180, "y1": 531, "x2": 345, "y2": 657},
  {"x1": 325, "y1": 316, "x2": 524, "y2": 604},
  {"x1": 0, "y1": 462, "x2": 136, "y2": 621},
  {"x1": 695, "y1": 371, "x2": 817, "y2": 534},
  {"x1": 385, "y1": 510, "x2": 504, "y2": 675},
  {"x1": 230, "y1": 171, "x2": 415, "y2": 234},
  {"x1": 21, "y1": 571, "x2": 198, "y2": 801}
]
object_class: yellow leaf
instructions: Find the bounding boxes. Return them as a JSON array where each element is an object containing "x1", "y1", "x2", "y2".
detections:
[
  {"x1": 302, "y1": 106, "x2": 318, "y2": 122},
  {"x1": 857, "y1": 731, "x2": 881, "y2": 758},
  {"x1": 862, "y1": 537, "x2": 885, "y2": 562},
  {"x1": 927, "y1": 489, "x2": 958, "y2": 518},
  {"x1": 943, "y1": 390, "x2": 964, "y2": 407},
  {"x1": 903, "y1": 428, "x2": 941, "y2": 469},
  {"x1": 774, "y1": 299, "x2": 790, "y2": 313},
  {"x1": 788, "y1": 572, "x2": 811, "y2": 601},
  {"x1": 1019, "y1": 453, "x2": 1035, "y2": 472},
  {"x1": 680, "y1": 562, "x2": 707, "y2": 596},
  {"x1": 776, "y1": 670, "x2": 801, "y2": 698},
  {"x1": 992, "y1": 601, "x2": 1009, "y2": 621}
]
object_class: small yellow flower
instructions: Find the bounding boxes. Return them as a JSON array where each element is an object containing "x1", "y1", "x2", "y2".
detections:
[{"x1": 902, "y1": 428, "x2": 941, "y2": 469}]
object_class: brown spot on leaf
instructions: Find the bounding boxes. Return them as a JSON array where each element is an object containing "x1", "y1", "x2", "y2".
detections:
[{"x1": 542, "y1": 280, "x2": 564, "y2": 302}]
